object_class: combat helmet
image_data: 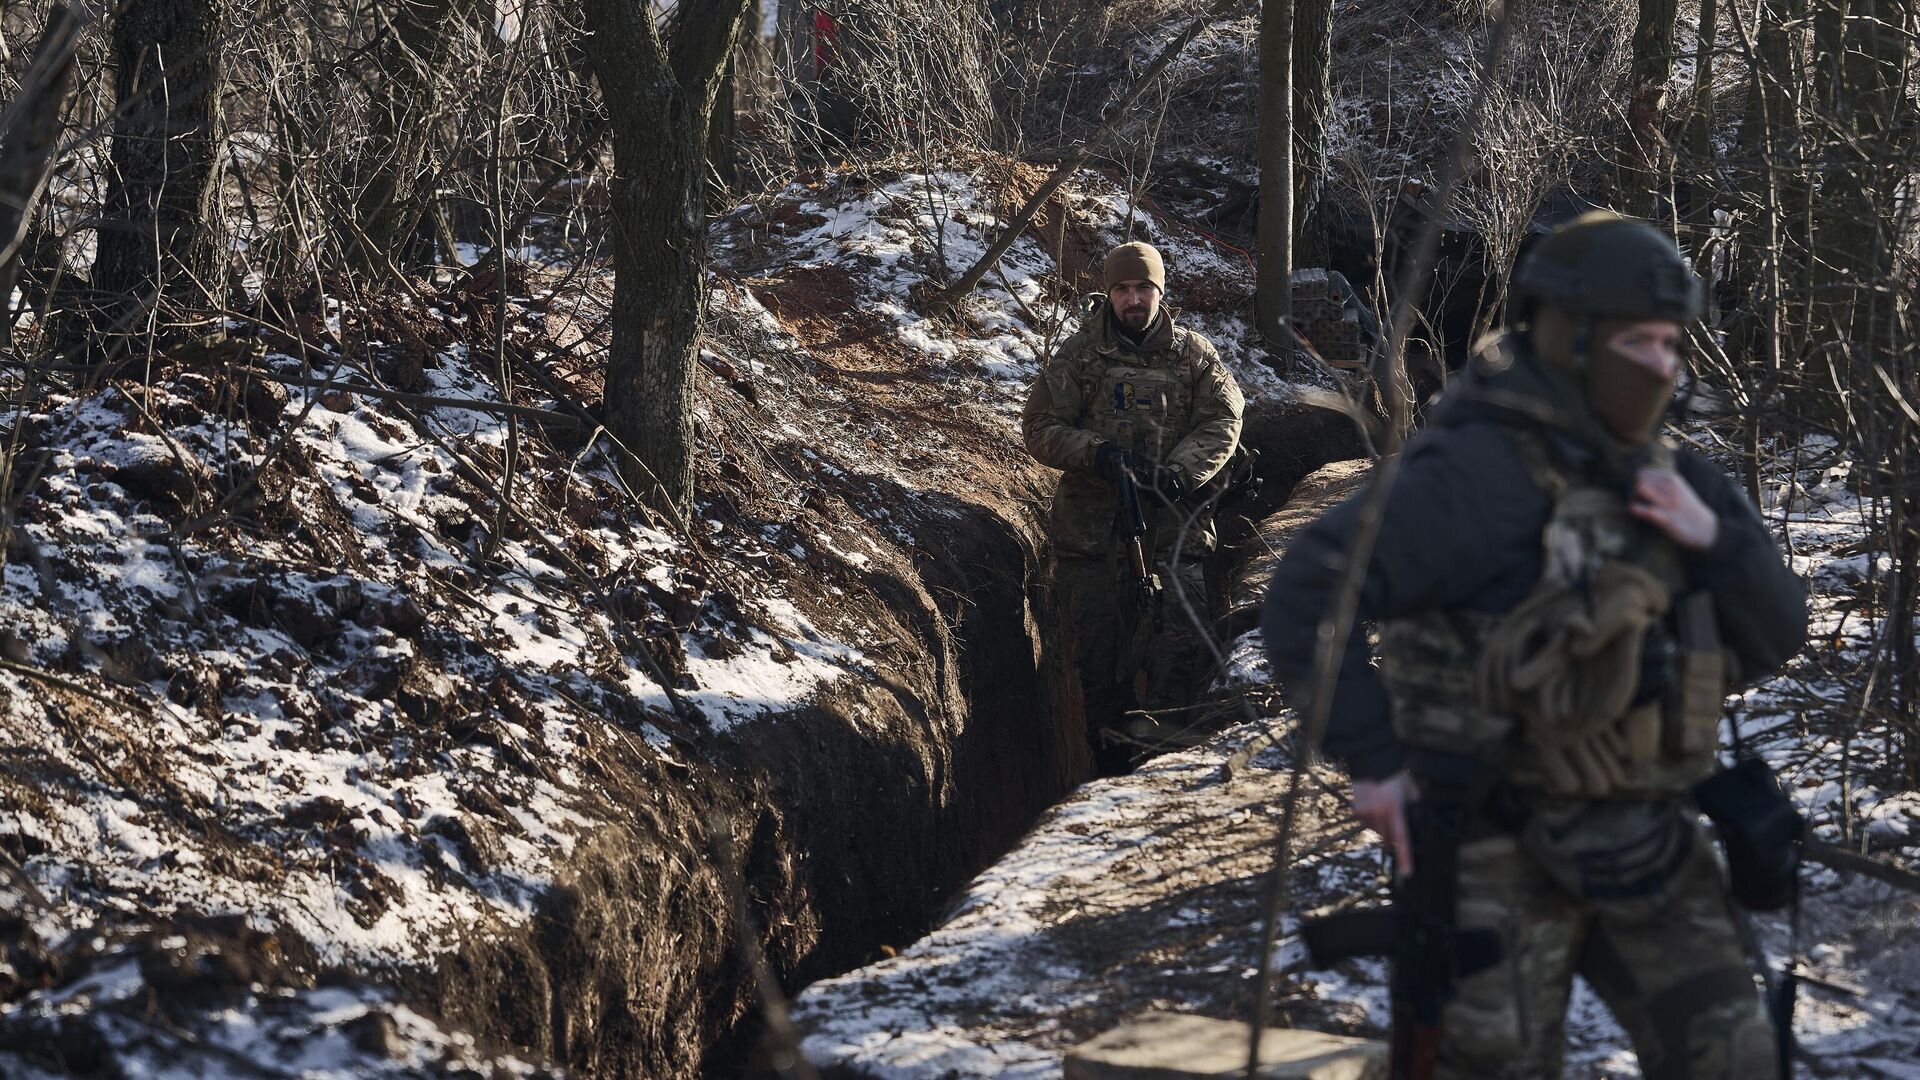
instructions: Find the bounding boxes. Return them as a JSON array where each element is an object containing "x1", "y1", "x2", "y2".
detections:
[{"x1": 1510, "y1": 212, "x2": 1704, "y2": 326}]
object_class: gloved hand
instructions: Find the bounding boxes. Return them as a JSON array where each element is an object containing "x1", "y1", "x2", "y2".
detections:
[
  {"x1": 1147, "y1": 465, "x2": 1187, "y2": 505},
  {"x1": 1093, "y1": 442, "x2": 1134, "y2": 486}
]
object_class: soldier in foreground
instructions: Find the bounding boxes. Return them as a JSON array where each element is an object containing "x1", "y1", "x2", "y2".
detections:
[
  {"x1": 1023, "y1": 241, "x2": 1245, "y2": 776},
  {"x1": 1262, "y1": 214, "x2": 1807, "y2": 1078}
]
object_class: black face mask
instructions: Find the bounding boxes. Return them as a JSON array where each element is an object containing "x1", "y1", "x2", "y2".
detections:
[
  {"x1": 1528, "y1": 310, "x2": 1677, "y2": 446},
  {"x1": 1586, "y1": 341, "x2": 1676, "y2": 447}
]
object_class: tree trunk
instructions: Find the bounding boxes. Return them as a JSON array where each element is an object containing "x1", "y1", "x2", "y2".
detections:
[
  {"x1": 603, "y1": 124, "x2": 708, "y2": 517},
  {"x1": 580, "y1": 0, "x2": 750, "y2": 517},
  {"x1": 1292, "y1": 0, "x2": 1334, "y2": 268},
  {"x1": 1682, "y1": 0, "x2": 1718, "y2": 242},
  {"x1": 93, "y1": 0, "x2": 231, "y2": 335},
  {"x1": 1808, "y1": 0, "x2": 1904, "y2": 422},
  {"x1": 0, "y1": 4, "x2": 86, "y2": 348},
  {"x1": 1255, "y1": 0, "x2": 1294, "y2": 351},
  {"x1": 348, "y1": 0, "x2": 482, "y2": 277},
  {"x1": 1731, "y1": 0, "x2": 1804, "y2": 377},
  {"x1": 1622, "y1": 0, "x2": 1679, "y2": 217}
]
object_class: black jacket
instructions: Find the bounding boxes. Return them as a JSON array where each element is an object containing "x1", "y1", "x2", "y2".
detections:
[{"x1": 1260, "y1": 352, "x2": 1809, "y2": 781}]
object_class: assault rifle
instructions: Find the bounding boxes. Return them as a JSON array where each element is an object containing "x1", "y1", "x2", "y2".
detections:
[
  {"x1": 1300, "y1": 794, "x2": 1502, "y2": 1080},
  {"x1": 1113, "y1": 460, "x2": 1160, "y2": 615}
]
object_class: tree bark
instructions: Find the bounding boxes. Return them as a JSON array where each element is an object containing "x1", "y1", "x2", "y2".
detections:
[
  {"x1": 93, "y1": 0, "x2": 231, "y2": 334},
  {"x1": 580, "y1": 0, "x2": 750, "y2": 517},
  {"x1": 348, "y1": 0, "x2": 482, "y2": 277},
  {"x1": 1622, "y1": 0, "x2": 1679, "y2": 217},
  {"x1": 1682, "y1": 0, "x2": 1718, "y2": 242},
  {"x1": 708, "y1": 38, "x2": 740, "y2": 197},
  {"x1": 1292, "y1": 0, "x2": 1334, "y2": 268},
  {"x1": 1808, "y1": 0, "x2": 1905, "y2": 421},
  {"x1": 1255, "y1": 0, "x2": 1295, "y2": 350},
  {"x1": 1730, "y1": 0, "x2": 1805, "y2": 374},
  {"x1": 0, "y1": 3, "x2": 87, "y2": 347}
]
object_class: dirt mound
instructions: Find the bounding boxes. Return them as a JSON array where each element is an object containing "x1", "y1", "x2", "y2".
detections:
[
  {"x1": 0, "y1": 155, "x2": 1355, "y2": 1078},
  {"x1": 0, "y1": 269, "x2": 1072, "y2": 1078}
]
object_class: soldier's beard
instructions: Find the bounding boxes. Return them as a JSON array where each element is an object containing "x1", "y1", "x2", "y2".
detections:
[{"x1": 1118, "y1": 305, "x2": 1152, "y2": 330}]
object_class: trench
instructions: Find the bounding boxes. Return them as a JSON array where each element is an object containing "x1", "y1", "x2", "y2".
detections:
[{"x1": 396, "y1": 399, "x2": 1360, "y2": 1080}]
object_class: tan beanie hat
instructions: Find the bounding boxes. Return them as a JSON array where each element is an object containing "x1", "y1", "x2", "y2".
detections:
[{"x1": 1103, "y1": 241, "x2": 1165, "y2": 293}]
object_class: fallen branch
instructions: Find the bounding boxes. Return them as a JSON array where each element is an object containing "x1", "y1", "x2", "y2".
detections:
[
  {"x1": 229, "y1": 365, "x2": 585, "y2": 427},
  {"x1": 1807, "y1": 839, "x2": 1920, "y2": 895}
]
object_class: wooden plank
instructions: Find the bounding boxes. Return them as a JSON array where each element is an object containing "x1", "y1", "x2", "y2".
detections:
[{"x1": 1064, "y1": 1012, "x2": 1386, "y2": 1080}]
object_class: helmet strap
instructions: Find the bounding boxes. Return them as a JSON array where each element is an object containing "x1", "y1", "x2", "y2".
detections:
[{"x1": 1572, "y1": 315, "x2": 1594, "y2": 375}]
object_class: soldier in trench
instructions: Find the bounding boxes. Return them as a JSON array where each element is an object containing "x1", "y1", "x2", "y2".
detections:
[
  {"x1": 1022, "y1": 241, "x2": 1245, "y2": 777},
  {"x1": 1262, "y1": 214, "x2": 1808, "y2": 1078}
]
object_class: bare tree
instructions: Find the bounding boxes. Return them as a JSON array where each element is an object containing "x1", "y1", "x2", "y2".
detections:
[
  {"x1": 1255, "y1": 0, "x2": 1295, "y2": 350},
  {"x1": 0, "y1": 3, "x2": 86, "y2": 347},
  {"x1": 92, "y1": 0, "x2": 231, "y2": 337},
  {"x1": 345, "y1": 0, "x2": 485, "y2": 276},
  {"x1": 1256, "y1": 0, "x2": 1336, "y2": 350},
  {"x1": 936, "y1": 0, "x2": 1235, "y2": 310},
  {"x1": 579, "y1": 0, "x2": 751, "y2": 515},
  {"x1": 1622, "y1": 0, "x2": 1678, "y2": 217},
  {"x1": 1292, "y1": 0, "x2": 1334, "y2": 267},
  {"x1": 1681, "y1": 0, "x2": 1718, "y2": 239}
]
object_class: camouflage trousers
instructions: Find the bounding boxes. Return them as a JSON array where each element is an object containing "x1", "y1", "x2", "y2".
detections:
[
  {"x1": 1053, "y1": 555, "x2": 1212, "y2": 775},
  {"x1": 1433, "y1": 806, "x2": 1775, "y2": 1079}
]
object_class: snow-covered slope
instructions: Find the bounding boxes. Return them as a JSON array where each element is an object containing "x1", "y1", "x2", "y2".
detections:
[{"x1": 0, "y1": 159, "x2": 1317, "y2": 1077}]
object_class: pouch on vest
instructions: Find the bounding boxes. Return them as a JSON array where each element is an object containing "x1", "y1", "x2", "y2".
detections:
[
  {"x1": 1667, "y1": 591, "x2": 1729, "y2": 758},
  {"x1": 1380, "y1": 610, "x2": 1513, "y2": 758},
  {"x1": 1474, "y1": 560, "x2": 1672, "y2": 797},
  {"x1": 1693, "y1": 755, "x2": 1802, "y2": 910}
]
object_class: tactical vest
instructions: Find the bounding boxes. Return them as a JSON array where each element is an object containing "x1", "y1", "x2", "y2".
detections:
[
  {"x1": 1080, "y1": 328, "x2": 1203, "y2": 466},
  {"x1": 1378, "y1": 433, "x2": 1729, "y2": 797}
]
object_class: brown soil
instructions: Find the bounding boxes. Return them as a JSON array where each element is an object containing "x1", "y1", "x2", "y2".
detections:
[
  {"x1": 0, "y1": 163, "x2": 1361, "y2": 1080},
  {"x1": 996, "y1": 160, "x2": 1114, "y2": 300}
]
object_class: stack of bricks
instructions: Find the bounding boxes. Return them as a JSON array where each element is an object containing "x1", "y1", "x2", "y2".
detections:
[{"x1": 1288, "y1": 268, "x2": 1367, "y2": 369}]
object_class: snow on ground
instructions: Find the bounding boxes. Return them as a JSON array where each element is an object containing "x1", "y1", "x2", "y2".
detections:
[
  {"x1": 0, "y1": 952, "x2": 549, "y2": 1080},
  {"x1": 0, "y1": 266, "x2": 942, "y2": 1071},
  {"x1": 795, "y1": 431, "x2": 1920, "y2": 1078},
  {"x1": 0, "y1": 353, "x2": 676, "y2": 966},
  {"x1": 794, "y1": 719, "x2": 1353, "y2": 1080},
  {"x1": 712, "y1": 161, "x2": 1291, "y2": 412},
  {"x1": 0, "y1": 159, "x2": 1314, "y2": 1074}
]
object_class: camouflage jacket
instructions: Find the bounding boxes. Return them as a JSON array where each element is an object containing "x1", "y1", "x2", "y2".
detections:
[{"x1": 1021, "y1": 302, "x2": 1245, "y2": 559}]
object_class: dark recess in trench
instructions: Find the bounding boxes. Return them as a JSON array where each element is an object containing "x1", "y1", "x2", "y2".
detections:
[
  {"x1": 724, "y1": 398, "x2": 1365, "y2": 1079},
  {"x1": 394, "y1": 381, "x2": 1365, "y2": 1080}
]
